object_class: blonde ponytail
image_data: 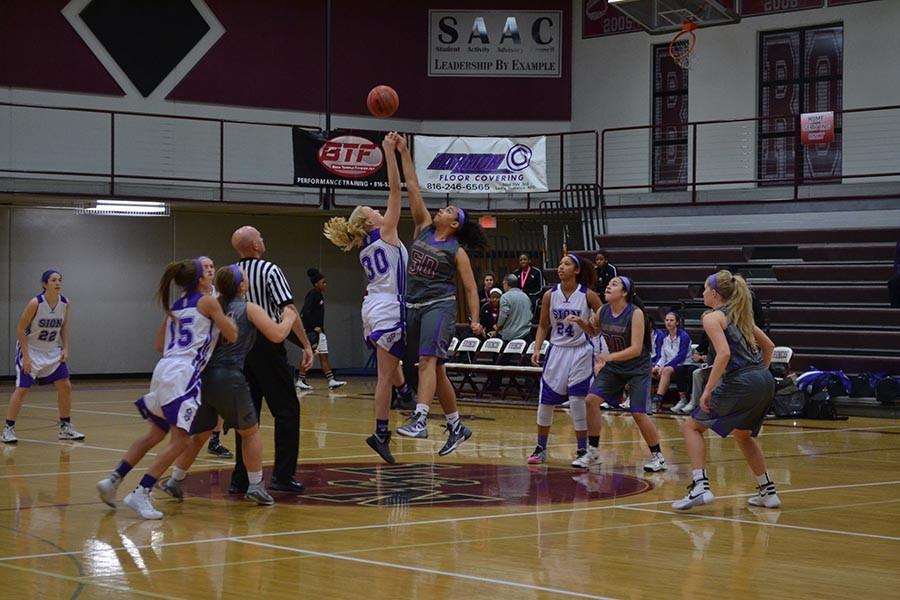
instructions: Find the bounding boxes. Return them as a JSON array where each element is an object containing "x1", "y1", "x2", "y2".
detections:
[
  {"x1": 710, "y1": 269, "x2": 757, "y2": 350},
  {"x1": 323, "y1": 206, "x2": 371, "y2": 252}
]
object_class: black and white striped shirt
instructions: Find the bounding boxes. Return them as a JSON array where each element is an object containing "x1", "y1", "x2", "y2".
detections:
[{"x1": 237, "y1": 257, "x2": 294, "y2": 321}]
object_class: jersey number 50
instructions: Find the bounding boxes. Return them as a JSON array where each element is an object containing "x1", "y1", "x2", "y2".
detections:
[{"x1": 409, "y1": 249, "x2": 439, "y2": 278}]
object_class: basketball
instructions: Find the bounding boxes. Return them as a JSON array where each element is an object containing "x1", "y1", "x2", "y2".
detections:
[{"x1": 366, "y1": 85, "x2": 399, "y2": 118}]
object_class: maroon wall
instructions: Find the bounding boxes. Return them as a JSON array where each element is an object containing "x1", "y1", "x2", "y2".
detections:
[
  {"x1": 0, "y1": 0, "x2": 123, "y2": 96},
  {"x1": 2, "y1": 0, "x2": 570, "y2": 121},
  {"x1": 171, "y1": 0, "x2": 571, "y2": 120}
]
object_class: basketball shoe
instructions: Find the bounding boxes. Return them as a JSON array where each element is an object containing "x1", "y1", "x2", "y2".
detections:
[
  {"x1": 396, "y1": 412, "x2": 428, "y2": 439},
  {"x1": 571, "y1": 446, "x2": 601, "y2": 468},
  {"x1": 672, "y1": 476, "x2": 714, "y2": 510},
  {"x1": 748, "y1": 481, "x2": 782, "y2": 508},
  {"x1": 124, "y1": 487, "x2": 163, "y2": 520},
  {"x1": 96, "y1": 474, "x2": 122, "y2": 508},
  {"x1": 58, "y1": 422, "x2": 85, "y2": 441},
  {"x1": 438, "y1": 422, "x2": 472, "y2": 456},
  {"x1": 527, "y1": 446, "x2": 547, "y2": 464}
]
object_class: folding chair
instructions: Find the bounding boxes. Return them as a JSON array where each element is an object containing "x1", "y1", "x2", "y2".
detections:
[
  {"x1": 498, "y1": 339, "x2": 528, "y2": 399},
  {"x1": 446, "y1": 336, "x2": 481, "y2": 393},
  {"x1": 465, "y1": 337, "x2": 505, "y2": 397}
]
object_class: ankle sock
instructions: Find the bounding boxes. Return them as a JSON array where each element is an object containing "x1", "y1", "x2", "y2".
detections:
[
  {"x1": 5, "y1": 420, "x2": 14, "y2": 428},
  {"x1": 414, "y1": 403, "x2": 430, "y2": 418},
  {"x1": 139, "y1": 474, "x2": 158, "y2": 491},
  {"x1": 588, "y1": 435, "x2": 599, "y2": 448},
  {"x1": 114, "y1": 460, "x2": 133, "y2": 479},
  {"x1": 60, "y1": 417, "x2": 71, "y2": 425},
  {"x1": 248, "y1": 470, "x2": 263, "y2": 486},
  {"x1": 576, "y1": 437, "x2": 587, "y2": 451},
  {"x1": 649, "y1": 444, "x2": 661, "y2": 454},
  {"x1": 324, "y1": 370, "x2": 334, "y2": 380},
  {"x1": 376, "y1": 419, "x2": 389, "y2": 436},
  {"x1": 445, "y1": 411, "x2": 460, "y2": 429},
  {"x1": 172, "y1": 467, "x2": 187, "y2": 482},
  {"x1": 536, "y1": 434, "x2": 548, "y2": 449}
]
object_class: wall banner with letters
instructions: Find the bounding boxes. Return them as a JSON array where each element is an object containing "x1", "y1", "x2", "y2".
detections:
[
  {"x1": 428, "y1": 10, "x2": 562, "y2": 78},
  {"x1": 292, "y1": 128, "x2": 403, "y2": 190},
  {"x1": 414, "y1": 135, "x2": 548, "y2": 194}
]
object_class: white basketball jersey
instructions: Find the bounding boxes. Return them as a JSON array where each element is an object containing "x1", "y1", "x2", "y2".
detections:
[
  {"x1": 360, "y1": 229, "x2": 408, "y2": 297},
  {"x1": 162, "y1": 292, "x2": 219, "y2": 367},
  {"x1": 548, "y1": 284, "x2": 592, "y2": 348},
  {"x1": 24, "y1": 293, "x2": 68, "y2": 352}
]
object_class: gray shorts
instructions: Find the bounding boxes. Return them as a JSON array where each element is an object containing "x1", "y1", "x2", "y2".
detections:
[
  {"x1": 406, "y1": 299, "x2": 457, "y2": 363},
  {"x1": 588, "y1": 363, "x2": 652, "y2": 414},
  {"x1": 690, "y1": 367, "x2": 775, "y2": 437},
  {"x1": 192, "y1": 367, "x2": 259, "y2": 434}
]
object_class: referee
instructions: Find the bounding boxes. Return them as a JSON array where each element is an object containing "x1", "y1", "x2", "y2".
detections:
[{"x1": 229, "y1": 226, "x2": 314, "y2": 494}]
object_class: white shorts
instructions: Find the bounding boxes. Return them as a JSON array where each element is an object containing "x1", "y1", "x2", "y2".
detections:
[
  {"x1": 362, "y1": 293, "x2": 404, "y2": 358},
  {"x1": 540, "y1": 343, "x2": 594, "y2": 405},
  {"x1": 315, "y1": 332, "x2": 329, "y2": 354},
  {"x1": 15, "y1": 345, "x2": 68, "y2": 388},
  {"x1": 592, "y1": 335, "x2": 609, "y2": 354},
  {"x1": 136, "y1": 357, "x2": 201, "y2": 433}
]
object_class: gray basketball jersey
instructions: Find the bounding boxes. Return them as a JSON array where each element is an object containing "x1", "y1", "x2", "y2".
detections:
[
  {"x1": 208, "y1": 297, "x2": 256, "y2": 369},
  {"x1": 600, "y1": 303, "x2": 651, "y2": 372},
  {"x1": 709, "y1": 308, "x2": 762, "y2": 375},
  {"x1": 407, "y1": 226, "x2": 459, "y2": 304}
]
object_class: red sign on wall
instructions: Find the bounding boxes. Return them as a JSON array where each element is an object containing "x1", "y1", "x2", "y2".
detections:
[
  {"x1": 741, "y1": 0, "x2": 824, "y2": 16},
  {"x1": 828, "y1": 0, "x2": 879, "y2": 5},
  {"x1": 582, "y1": 0, "x2": 642, "y2": 38},
  {"x1": 801, "y1": 111, "x2": 835, "y2": 144}
]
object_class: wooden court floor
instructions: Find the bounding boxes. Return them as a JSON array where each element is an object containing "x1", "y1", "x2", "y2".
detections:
[{"x1": 0, "y1": 378, "x2": 898, "y2": 599}]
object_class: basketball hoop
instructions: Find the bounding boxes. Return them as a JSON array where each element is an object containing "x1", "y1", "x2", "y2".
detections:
[{"x1": 669, "y1": 20, "x2": 698, "y2": 70}]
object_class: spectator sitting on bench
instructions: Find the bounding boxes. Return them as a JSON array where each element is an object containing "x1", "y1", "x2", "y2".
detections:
[
  {"x1": 478, "y1": 272, "x2": 496, "y2": 306},
  {"x1": 651, "y1": 311, "x2": 694, "y2": 412},
  {"x1": 593, "y1": 250, "x2": 618, "y2": 300},
  {"x1": 497, "y1": 275, "x2": 533, "y2": 342},
  {"x1": 675, "y1": 331, "x2": 709, "y2": 415},
  {"x1": 480, "y1": 288, "x2": 502, "y2": 337}
]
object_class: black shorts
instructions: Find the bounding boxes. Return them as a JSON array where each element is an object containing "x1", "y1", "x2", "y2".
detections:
[{"x1": 192, "y1": 367, "x2": 259, "y2": 434}]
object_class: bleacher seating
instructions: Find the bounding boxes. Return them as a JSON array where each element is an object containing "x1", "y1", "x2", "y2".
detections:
[{"x1": 576, "y1": 226, "x2": 900, "y2": 377}]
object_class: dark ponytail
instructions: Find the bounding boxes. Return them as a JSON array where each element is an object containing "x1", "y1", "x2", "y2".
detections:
[
  {"x1": 214, "y1": 265, "x2": 241, "y2": 313},
  {"x1": 455, "y1": 217, "x2": 489, "y2": 251},
  {"x1": 157, "y1": 259, "x2": 201, "y2": 319},
  {"x1": 625, "y1": 285, "x2": 653, "y2": 352}
]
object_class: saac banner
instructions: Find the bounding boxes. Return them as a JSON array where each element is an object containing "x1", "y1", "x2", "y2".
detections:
[
  {"x1": 413, "y1": 135, "x2": 548, "y2": 194},
  {"x1": 293, "y1": 128, "x2": 403, "y2": 190}
]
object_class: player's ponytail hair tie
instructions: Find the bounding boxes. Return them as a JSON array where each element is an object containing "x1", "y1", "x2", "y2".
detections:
[
  {"x1": 230, "y1": 264, "x2": 243, "y2": 286},
  {"x1": 619, "y1": 276, "x2": 632, "y2": 293},
  {"x1": 457, "y1": 207, "x2": 466, "y2": 226},
  {"x1": 41, "y1": 269, "x2": 60, "y2": 283}
]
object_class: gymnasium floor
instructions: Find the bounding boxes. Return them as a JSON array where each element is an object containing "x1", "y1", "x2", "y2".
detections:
[{"x1": 0, "y1": 378, "x2": 898, "y2": 599}]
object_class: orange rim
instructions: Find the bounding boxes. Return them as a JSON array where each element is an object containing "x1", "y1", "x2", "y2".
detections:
[{"x1": 669, "y1": 28, "x2": 696, "y2": 63}]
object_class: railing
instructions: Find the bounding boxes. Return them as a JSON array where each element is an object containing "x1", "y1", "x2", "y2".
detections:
[
  {"x1": 0, "y1": 101, "x2": 598, "y2": 212},
  {"x1": 600, "y1": 104, "x2": 900, "y2": 206}
]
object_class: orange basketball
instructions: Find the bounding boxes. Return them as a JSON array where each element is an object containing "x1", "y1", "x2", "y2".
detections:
[{"x1": 367, "y1": 85, "x2": 399, "y2": 118}]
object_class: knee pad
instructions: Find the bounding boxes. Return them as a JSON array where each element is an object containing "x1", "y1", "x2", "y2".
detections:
[
  {"x1": 568, "y1": 396, "x2": 587, "y2": 431},
  {"x1": 536, "y1": 403, "x2": 555, "y2": 427}
]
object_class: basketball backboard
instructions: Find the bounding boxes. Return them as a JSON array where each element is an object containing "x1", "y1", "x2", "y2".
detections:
[{"x1": 609, "y1": 0, "x2": 740, "y2": 34}]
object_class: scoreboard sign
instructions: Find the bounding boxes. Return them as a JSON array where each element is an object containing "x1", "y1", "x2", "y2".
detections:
[
  {"x1": 741, "y1": 0, "x2": 825, "y2": 16},
  {"x1": 582, "y1": 0, "x2": 642, "y2": 38}
]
